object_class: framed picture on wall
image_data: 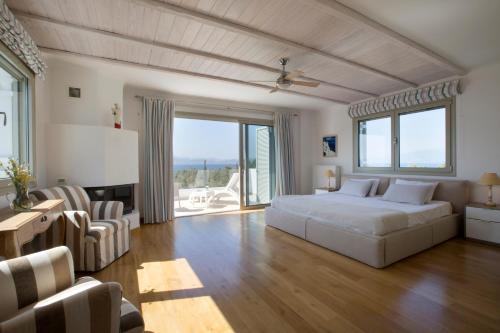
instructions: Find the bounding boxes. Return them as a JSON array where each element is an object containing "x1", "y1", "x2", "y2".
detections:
[{"x1": 323, "y1": 135, "x2": 337, "y2": 157}]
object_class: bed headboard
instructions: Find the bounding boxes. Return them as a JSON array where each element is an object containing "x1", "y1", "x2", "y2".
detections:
[{"x1": 343, "y1": 175, "x2": 469, "y2": 215}]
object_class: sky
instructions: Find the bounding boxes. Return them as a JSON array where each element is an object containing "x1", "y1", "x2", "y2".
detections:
[
  {"x1": 173, "y1": 118, "x2": 270, "y2": 165},
  {"x1": 173, "y1": 118, "x2": 239, "y2": 162},
  {"x1": 173, "y1": 109, "x2": 445, "y2": 168},
  {"x1": 360, "y1": 108, "x2": 446, "y2": 168}
]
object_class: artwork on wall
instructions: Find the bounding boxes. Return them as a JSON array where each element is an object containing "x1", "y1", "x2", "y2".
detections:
[
  {"x1": 68, "y1": 87, "x2": 80, "y2": 98},
  {"x1": 322, "y1": 135, "x2": 337, "y2": 157}
]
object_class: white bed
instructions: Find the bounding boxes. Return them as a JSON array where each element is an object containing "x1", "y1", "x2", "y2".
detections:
[
  {"x1": 272, "y1": 193, "x2": 452, "y2": 236},
  {"x1": 265, "y1": 177, "x2": 468, "y2": 268}
]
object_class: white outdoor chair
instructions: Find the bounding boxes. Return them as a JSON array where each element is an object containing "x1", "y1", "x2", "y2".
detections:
[
  {"x1": 174, "y1": 182, "x2": 182, "y2": 208},
  {"x1": 211, "y1": 173, "x2": 240, "y2": 203}
]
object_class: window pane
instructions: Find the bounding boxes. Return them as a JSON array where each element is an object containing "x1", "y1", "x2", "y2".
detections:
[
  {"x1": 358, "y1": 117, "x2": 392, "y2": 168},
  {"x1": 245, "y1": 124, "x2": 275, "y2": 206},
  {"x1": 399, "y1": 108, "x2": 446, "y2": 168},
  {"x1": 0, "y1": 66, "x2": 20, "y2": 179}
]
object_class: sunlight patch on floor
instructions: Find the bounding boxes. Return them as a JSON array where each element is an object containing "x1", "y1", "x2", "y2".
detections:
[
  {"x1": 137, "y1": 258, "x2": 203, "y2": 293},
  {"x1": 141, "y1": 295, "x2": 235, "y2": 333}
]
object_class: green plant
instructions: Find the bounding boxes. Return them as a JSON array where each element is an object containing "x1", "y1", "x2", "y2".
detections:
[{"x1": 0, "y1": 158, "x2": 33, "y2": 211}]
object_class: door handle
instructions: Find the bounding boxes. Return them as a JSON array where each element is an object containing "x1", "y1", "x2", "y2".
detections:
[{"x1": 0, "y1": 112, "x2": 6, "y2": 126}]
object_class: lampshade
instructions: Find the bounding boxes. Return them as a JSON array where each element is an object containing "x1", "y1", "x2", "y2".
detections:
[
  {"x1": 479, "y1": 172, "x2": 500, "y2": 186},
  {"x1": 324, "y1": 169, "x2": 335, "y2": 178}
]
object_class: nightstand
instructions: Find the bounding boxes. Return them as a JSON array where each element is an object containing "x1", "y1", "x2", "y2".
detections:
[
  {"x1": 314, "y1": 187, "x2": 337, "y2": 194},
  {"x1": 465, "y1": 203, "x2": 500, "y2": 245}
]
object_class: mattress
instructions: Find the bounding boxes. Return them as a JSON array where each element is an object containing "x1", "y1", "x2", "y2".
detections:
[{"x1": 270, "y1": 193, "x2": 452, "y2": 236}]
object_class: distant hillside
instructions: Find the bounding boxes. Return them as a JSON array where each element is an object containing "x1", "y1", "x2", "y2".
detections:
[{"x1": 174, "y1": 157, "x2": 239, "y2": 165}]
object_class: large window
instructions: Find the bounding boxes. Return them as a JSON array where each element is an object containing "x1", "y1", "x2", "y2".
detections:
[
  {"x1": 0, "y1": 46, "x2": 33, "y2": 192},
  {"x1": 354, "y1": 100, "x2": 454, "y2": 176},
  {"x1": 358, "y1": 116, "x2": 392, "y2": 168}
]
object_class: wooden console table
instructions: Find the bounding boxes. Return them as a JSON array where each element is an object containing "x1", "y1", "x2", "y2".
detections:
[{"x1": 0, "y1": 199, "x2": 65, "y2": 259}]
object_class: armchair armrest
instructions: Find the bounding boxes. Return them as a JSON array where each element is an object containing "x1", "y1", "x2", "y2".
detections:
[
  {"x1": 0, "y1": 280, "x2": 122, "y2": 333},
  {"x1": 91, "y1": 201, "x2": 124, "y2": 220},
  {"x1": 63, "y1": 211, "x2": 92, "y2": 270},
  {"x1": 63, "y1": 210, "x2": 91, "y2": 235},
  {"x1": 0, "y1": 246, "x2": 74, "y2": 322}
]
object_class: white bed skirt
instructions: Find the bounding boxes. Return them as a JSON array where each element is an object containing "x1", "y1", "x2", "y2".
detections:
[{"x1": 265, "y1": 207, "x2": 460, "y2": 268}]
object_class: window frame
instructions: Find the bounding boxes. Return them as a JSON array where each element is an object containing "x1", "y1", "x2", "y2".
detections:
[
  {"x1": 353, "y1": 98, "x2": 456, "y2": 177},
  {"x1": 0, "y1": 41, "x2": 35, "y2": 194}
]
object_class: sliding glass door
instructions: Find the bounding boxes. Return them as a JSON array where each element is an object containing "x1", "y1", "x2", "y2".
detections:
[
  {"x1": 240, "y1": 123, "x2": 276, "y2": 208},
  {"x1": 173, "y1": 117, "x2": 240, "y2": 217},
  {"x1": 172, "y1": 115, "x2": 275, "y2": 216}
]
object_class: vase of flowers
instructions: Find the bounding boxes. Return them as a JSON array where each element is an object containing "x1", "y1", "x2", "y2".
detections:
[{"x1": 0, "y1": 158, "x2": 33, "y2": 212}]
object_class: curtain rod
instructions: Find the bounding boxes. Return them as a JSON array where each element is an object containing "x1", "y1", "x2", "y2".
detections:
[{"x1": 134, "y1": 95, "x2": 299, "y2": 116}]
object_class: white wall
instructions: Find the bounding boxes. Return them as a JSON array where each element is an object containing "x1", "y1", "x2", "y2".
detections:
[
  {"x1": 313, "y1": 60, "x2": 500, "y2": 204},
  {"x1": 47, "y1": 58, "x2": 124, "y2": 126},
  {"x1": 46, "y1": 124, "x2": 139, "y2": 187},
  {"x1": 0, "y1": 58, "x2": 125, "y2": 209}
]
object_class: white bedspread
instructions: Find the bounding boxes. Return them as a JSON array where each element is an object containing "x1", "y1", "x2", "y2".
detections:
[{"x1": 271, "y1": 193, "x2": 452, "y2": 236}]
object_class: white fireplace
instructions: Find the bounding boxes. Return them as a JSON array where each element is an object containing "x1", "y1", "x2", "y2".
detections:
[
  {"x1": 46, "y1": 124, "x2": 140, "y2": 228},
  {"x1": 47, "y1": 124, "x2": 139, "y2": 187}
]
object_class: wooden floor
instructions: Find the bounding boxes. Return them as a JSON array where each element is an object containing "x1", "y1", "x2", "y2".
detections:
[{"x1": 93, "y1": 211, "x2": 500, "y2": 333}]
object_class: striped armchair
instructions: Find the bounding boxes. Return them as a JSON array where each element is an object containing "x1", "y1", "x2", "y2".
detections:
[
  {"x1": 31, "y1": 185, "x2": 130, "y2": 271},
  {"x1": 0, "y1": 246, "x2": 144, "y2": 333}
]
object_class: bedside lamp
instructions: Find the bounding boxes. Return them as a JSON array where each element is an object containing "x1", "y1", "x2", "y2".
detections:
[
  {"x1": 479, "y1": 172, "x2": 500, "y2": 207},
  {"x1": 324, "y1": 169, "x2": 335, "y2": 189}
]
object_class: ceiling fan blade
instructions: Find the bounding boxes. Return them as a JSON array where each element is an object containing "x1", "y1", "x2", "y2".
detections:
[
  {"x1": 248, "y1": 80, "x2": 278, "y2": 83},
  {"x1": 269, "y1": 86, "x2": 279, "y2": 93},
  {"x1": 284, "y1": 70, "x2": 304, "y2": 80},
  {"x1": 291, "y1": 80, "x2": 320, "y2": 87}
]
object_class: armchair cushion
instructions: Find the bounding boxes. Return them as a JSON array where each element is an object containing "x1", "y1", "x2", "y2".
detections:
[
  {"x1": 91, "y1": 201, "x2": 124, "y2": 220},
  {"x1": 0, "y1": 246, "x2": 74, "y2": 322},
  {"x1": 90, "y1": 219, "x2": 129, "y2": 239},
  {"x1": 0, "y1": 249, "x2": 143, "y2": 333},
  {"x1": 0, "y1": 278, "x2": 123, "y2": 333},
  {"x1": 31, "y1": 185, "x2": 91, "y2": 214},
  {"x1": 120, "y1": 299, "x2": 145, "y2": 333}
]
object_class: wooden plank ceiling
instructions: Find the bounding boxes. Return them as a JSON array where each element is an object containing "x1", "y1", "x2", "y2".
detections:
[{"x1": 7, "y1": 0, "x2": 465, "y2": 105}]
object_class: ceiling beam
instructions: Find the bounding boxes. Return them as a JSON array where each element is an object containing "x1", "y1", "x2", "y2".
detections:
[
  {"x1": 308, "y1": 0, "x2": 466, "y2": 75},
  {"x1": 13, "y1": 10, "x2": 377, "y2": 98},
  {"x1": 133, "y1": 0, "x2": 417, "y2": 88},
  {"x1": 39, "y1": 47, "x2": 349, "y2": 105}
]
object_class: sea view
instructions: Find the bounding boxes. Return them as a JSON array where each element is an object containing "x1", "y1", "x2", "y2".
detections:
[{"x1": 173, "y1": 163, "x2": 239, "y2": 172}]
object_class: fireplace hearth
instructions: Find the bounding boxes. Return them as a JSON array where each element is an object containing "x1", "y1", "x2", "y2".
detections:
[{"x1": 84, "y1": 184, "x2": 135, "y2": 214}]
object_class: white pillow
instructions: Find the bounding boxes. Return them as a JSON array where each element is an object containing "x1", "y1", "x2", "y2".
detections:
[
  {"x1": 382, "y1": 183, "x2": 433, "y2": 205},
  {"x1": 338, "y1": 179, "x2": 372, "y2": 197},
  {"x1": 395, "y1": 179, "x2": 439, "y2": 203},
  {"x1": 351, "y1": 178, "x2": 380, "y2": 196}
]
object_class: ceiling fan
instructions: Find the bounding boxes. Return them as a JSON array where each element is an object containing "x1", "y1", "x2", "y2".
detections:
[{"x1": 250, "y1": 58, "x2": 320, "y2": 93}]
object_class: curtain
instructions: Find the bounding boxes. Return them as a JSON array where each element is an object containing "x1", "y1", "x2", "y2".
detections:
[
  {"x1": 348, "y1": 79, "x2": 460, "y2": 118},
  {"x1": 142, "y1": 98, "x2": 175, "y2": 223},
  {"x1": 274, "y1": 112, "x2": 296, "y2": 196},
  {"x1": 0, "y1": 1, "x2": 46, "y2": 76}
]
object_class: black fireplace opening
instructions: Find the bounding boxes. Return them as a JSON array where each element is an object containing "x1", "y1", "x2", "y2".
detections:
[{"x1": 84, "y1": 184, "x2": 134, "y2": 215}]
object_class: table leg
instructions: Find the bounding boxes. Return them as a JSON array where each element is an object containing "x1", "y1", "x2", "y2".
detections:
[{"x1": 0, "y1": 231, "x2": 21, "y2": 259}]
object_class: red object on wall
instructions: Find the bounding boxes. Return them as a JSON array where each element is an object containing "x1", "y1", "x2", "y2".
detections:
[{"x1": 114, "y1": 123, "x2": 121, "y2": 129}]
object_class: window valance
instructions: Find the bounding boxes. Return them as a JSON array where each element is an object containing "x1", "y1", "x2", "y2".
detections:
[
  {"x1": 0, "y1": 1, "x2": 46, "y2": 76},
  {"x1": 348, "y1": 79, "x2": 461, "y2": 118}
]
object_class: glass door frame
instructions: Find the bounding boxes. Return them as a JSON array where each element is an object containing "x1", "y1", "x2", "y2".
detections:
[
  {"x1": 174, "y1": 111, "x2": 274, "y2": 213},
  {"x1": 238, "y1": 119, "x2": 275, "y2": 210}
]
